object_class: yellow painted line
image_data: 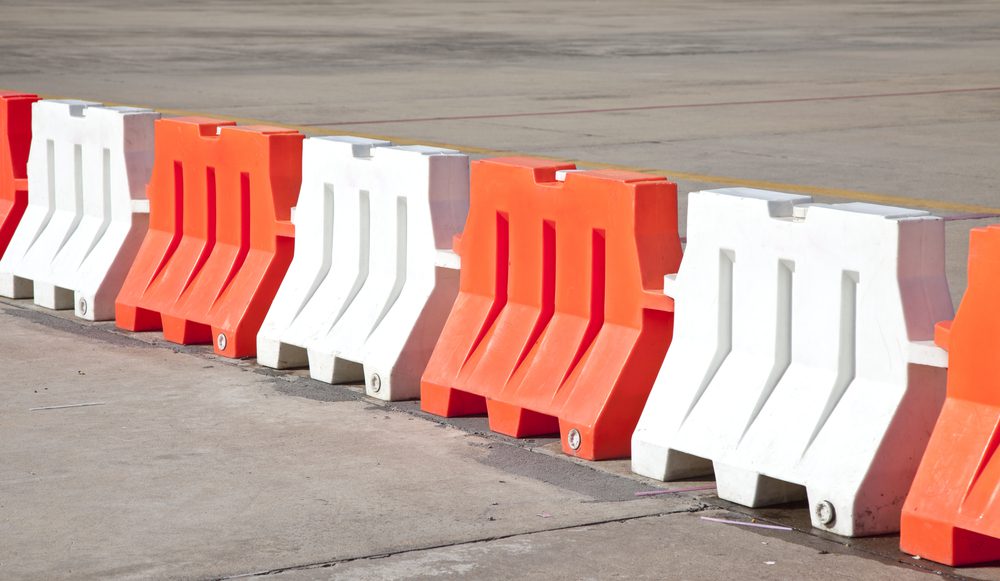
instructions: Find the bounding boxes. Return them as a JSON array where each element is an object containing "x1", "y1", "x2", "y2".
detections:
[
  {"x1": 563, "y1": 162, "x2": 1000, "y2": 215},
  {"x1": 29, "y1": 91, "x2": 1000, "y2": 215}
]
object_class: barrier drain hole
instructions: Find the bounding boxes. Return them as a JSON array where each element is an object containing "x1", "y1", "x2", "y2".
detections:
[
  {"x1": 568, "y1": 428, "x2": 582, "y2": 451},
  {"x1": 370, "y1": 373, "x2": 382, "y2": 394},
  {"x1": 78, "y1": 297, "x2": 87, "y2": 316},
  {"x1": 815, "y1": 501, "x2": 836, "y2": 526},
  {"x1": 217, "y1": 333, "x2": 227, "y2": 351}
]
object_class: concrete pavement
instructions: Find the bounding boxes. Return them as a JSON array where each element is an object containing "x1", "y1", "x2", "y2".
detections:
[
  {"x1": 0, "y1": 301, "x2": 685, "y2": 579},
  {"x1": 0, "y1": 300, "x2": 966, "y2": 580}
]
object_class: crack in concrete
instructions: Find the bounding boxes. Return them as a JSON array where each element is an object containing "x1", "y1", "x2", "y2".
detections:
[
  {"x1": 213, "y1": 505, "x2": 712, "y2": 580},
  {"x1": 216, "y1": 501, "x2": 972, "y2": 580}
]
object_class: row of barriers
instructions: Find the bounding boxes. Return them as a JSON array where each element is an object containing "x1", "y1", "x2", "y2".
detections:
[{"x1": 1, "y1": 90, "x2": 998, "y2": 565}]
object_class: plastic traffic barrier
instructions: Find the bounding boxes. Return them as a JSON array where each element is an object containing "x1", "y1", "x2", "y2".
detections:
[
  {"x1": 0, "y1": 91, "x2": 38, "y2": 260},
  {"x1": 901, "y1": 224, "x2": 1000, "y2": 565},
  {"x1": 256, "y1": 136, "x2": 469, "y2": 400},
  {"x1": 0, "y1": 100, "x2": 158, "y2": 320},
  {"x1": 420, "y1": 157, "x2": 682, "y2": 460},
  {"x1": 115, "y1": 117, "x2": 303, "y2": 357},
  {"x1": 631, "y1": 188, "x2": 953, "y2": 536}
]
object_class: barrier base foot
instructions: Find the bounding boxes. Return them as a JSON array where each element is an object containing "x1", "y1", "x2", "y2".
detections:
[
  {"x1": 715, "y1": 462, "x2": 806, "y2": 508},
  {"x1": 0, "y1": 273, "x2": 33, "y2": 299},
  {"x1": 161, "y1": 315, "x2": 212, "y2": 345},
  {"x1": 363, "y1": 366, "x2": 415, "y2": 402},
  {"x1": 212, "y1": 328, "x2": 256, "y2": 359},
  {"x1": 420, "y1": 382, "x2": 487, "y2": 417},
  {"x1": 33, "y1": 282, "x2": 73, "y2": 310},
  {"x1": 257, "y1": 337, "x2": 308, "y2": 369},
  {"x1": 74, "y1": 292, "x2": 114, "y2": 322},
  {"x1": 902, "y1": 516, "x2": 1000, "y2": 566},
  {"x1": 307, "y1": 350, "x2": 364, "y2": 384},
  {"x1": 663, "y1": 448, "x2": 714, "y2": 481},
  {"x1": 632, "y1": 440, "x2": 715, "y2": 481},
  {"x1": 330, "y1": 356, "x2": 364, "y2": 384},
  {"x1": 486, "y1": 399, "x2": 559, "y2": 437},
  {"x1": 115, "y1": 305, "x2": 162, "y2": 331},
  {"x1": 560, "y1": 424, "x2": 633, "y2": 461}
]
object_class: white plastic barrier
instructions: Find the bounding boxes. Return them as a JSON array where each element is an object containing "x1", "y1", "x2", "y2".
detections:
[
  {"x1": 256, "y1": 136, "x2": 468, "y2": 401},
  {"x1": 0, "y1": 100, "x2": 157, "y2": 320},
  {"x1": 631, "y1": 188, "x2": 953, "y2": 537}
]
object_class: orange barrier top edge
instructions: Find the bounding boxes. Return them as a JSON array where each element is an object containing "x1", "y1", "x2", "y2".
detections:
[
  {"x1": 474, "y1": 157, "x2": 673, "y2": 185},
  {"x1": 0, "y1": 91, "x2": 38, "y2": 100}
]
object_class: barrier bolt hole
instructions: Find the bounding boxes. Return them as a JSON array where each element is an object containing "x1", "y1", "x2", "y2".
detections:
[
  {"x1": 78, "y1": 298, "x2": 87, "y2": 316},
  {"x1": 217, "y1": 333, "x2": 227, "y2": 351},
  {"x1": 370, "y1": 373, "x2": 382, "y2": 394},
  {"x1": 815, "y1": 500, "x2": 836, "y2": 526},
  {"x1": 568, "y1": 428, "x2": 582, "y2": 451}
]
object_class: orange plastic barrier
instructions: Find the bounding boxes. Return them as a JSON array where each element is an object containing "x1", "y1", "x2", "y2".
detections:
[
  {"x1": 115, "y1": 117, "x2": 302, "y2": 358},
  {"x1": 0, "y1": 92, "x2": 38, "y2": 259},
  {"x1": 900, "y1": 223, "x2": 1000, "y2": 566},
  {"x1": 420, "y1": 158, "x2": 682, "y2": 460}
]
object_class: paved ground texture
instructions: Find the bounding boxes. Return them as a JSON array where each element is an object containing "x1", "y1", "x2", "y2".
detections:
[{"x1": 1, "y1": 1, "x2": 999, "y2": 579}]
